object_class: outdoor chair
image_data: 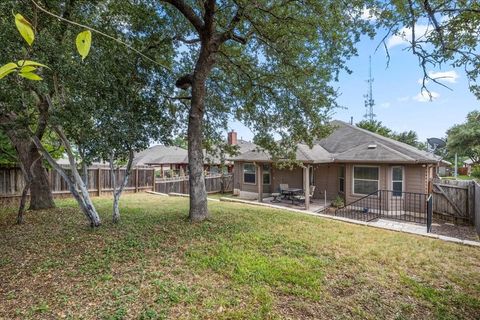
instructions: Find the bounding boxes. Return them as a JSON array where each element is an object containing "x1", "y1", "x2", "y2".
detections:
[
  {"x1": 293, "y1": 186, "x2": 316, "y2": 205},
  {"x1": 279, "y1": 184, "x2": 289, "y2": 199},
  {"x1": 270, "y1": 192, "x2": 281, "y2": 203}
]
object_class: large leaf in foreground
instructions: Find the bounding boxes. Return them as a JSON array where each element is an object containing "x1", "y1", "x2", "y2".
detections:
[
  {"x1": 14, "y1": 14, "x2": 34, "y2": 46},
  {"x1": 76, "y1": 30, "x2": 92, "y2": 61}
]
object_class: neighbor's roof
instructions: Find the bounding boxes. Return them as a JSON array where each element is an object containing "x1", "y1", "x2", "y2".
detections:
[
  {"x1": 135, "y1": 140, "x2": 258, "y2": 166},
  {"x1": 233, "y1": 120, "x2": 439, "y2": 164},
  {"x1": 56, "y1": 157, "x2": 110, "y2": 167},
  {"x1": 205, "y1": 140, "x2": 258, "y2": 165},
  {"x1": 133, "y1": 145, "x2": 188, "y2": 166}
]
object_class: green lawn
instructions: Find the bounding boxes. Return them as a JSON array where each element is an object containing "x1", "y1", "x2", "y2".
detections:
[{"x1": 0, "y1": 194, "x2": 479, "y2": 319}]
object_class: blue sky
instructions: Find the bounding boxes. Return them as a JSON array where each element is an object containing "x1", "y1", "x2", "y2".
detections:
[{"x1": 229, "y1": 30, "x2": 478, "y2": 143}]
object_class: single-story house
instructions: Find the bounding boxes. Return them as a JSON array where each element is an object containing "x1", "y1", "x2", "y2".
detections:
[
  {"x1": 231, "y1": 120, "x2": 440, "y2": 210},
  {"x1": 134, "y1": 131, "x2": 257, "y2": 177}
]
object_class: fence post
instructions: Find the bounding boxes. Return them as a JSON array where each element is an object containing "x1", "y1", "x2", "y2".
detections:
[
  {"x1": 97, "y1": 168, "x2": 102, "y2": 196},
  {"x1": 152, "y1": 169, "x2": 155, "y2": 191},
  {"x1": 468, "y1": 181, "x2": 475, "y2": 223},
  {"x1": 135, "y1": 168, "x2": 139, "y2": 193},
  {"x1": 427, "y1": 195, "x2": 433, "y2": 233}
]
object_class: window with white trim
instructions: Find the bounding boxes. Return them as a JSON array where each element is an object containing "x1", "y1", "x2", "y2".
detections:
[
  {"x1": 392, "y1": 166, "x2": 404, "y2": 197},
  {"x1": 353, "y1": 166, "x2": 379, "y2": 195},
  {"x1": 338, "y1": 166, "x2": 345, "y2": 193},
  {"x1": 243, "y1": 163, "x2": 256, "y2": 184}
]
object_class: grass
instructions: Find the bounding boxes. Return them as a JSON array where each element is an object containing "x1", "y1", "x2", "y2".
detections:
[{"x1": 0, "y1": 193, "x2": 479, "y2": 319}]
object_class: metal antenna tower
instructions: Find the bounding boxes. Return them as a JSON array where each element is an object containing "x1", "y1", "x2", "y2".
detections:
[{"x1": 363, "y1": 56, "x2": 376, "y2": 122}]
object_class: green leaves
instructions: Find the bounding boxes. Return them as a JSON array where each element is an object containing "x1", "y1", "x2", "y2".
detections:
[
  {"x1": 19, "y1": 72, "x2": 42, "y2": 81},
  {"x1": 0, "y1": 63, "x2": 18, "y2": 79},
  {"x1": 0, "y1": 60, "x2": 49, "y2": 81},
  {"x1": 76, "y1": 30, "x2": 92, "y2": 61},
  {"x1": 17, "y1": 60, "x2": 49, "y2": 69},
  {"x1": 14, "y1": 13, "x2": 35, "y2": 46}
]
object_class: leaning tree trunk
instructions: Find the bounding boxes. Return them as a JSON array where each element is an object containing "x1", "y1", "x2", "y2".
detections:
[
  {"x1": 5, "y1": 128, "x2": 55, "y2": 210},
  {"x1": 187, "y1": 43, "x2": 216, "y2": 222},
  {"x1": 31, "y1": 130, "x2": 101, "y2": 228},
  {"x1": 110, "y1": 150, "x2": 134, "y2": 223}
]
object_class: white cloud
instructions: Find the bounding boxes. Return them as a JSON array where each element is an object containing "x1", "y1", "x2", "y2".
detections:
[
  {"x1": 413, "y1": 90, "x2": 440, "y2": 102},
  {"x1": 427, "y1": 70, "x2": 459, "y2": 83},
  {"x1": 387, "y1": 24, "x2": 431, "y2": 48},
  {"x1": 397, "y1": 96, "x2": 410, "y2": 102}
]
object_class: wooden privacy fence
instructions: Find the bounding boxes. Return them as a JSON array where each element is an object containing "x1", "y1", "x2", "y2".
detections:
[
  {"x1": 155, "y1": 174, "x2": 233, "y2": 194},
  {"x1": 0, "y1": 166, "x2": 155, "y2": 200},
  {"x1": 432, "y1": 178, "x2": 477, "y2": 224}
]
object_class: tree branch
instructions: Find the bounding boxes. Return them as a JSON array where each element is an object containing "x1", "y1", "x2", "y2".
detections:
[
  {"x1": 160, "y1": 0, "x2": 205, "y2": 33},
  {"x1": 30, "y1": 0, "x2": 170, "y2": 70}
]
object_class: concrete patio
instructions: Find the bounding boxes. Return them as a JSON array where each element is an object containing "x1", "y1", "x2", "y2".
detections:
[{"x1": 260, "y1": 196, "x2": 334, "y2": 213}]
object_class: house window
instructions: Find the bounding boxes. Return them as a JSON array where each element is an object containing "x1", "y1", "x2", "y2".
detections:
[
  {"x1": 392, "y1": 166, "x2": 404, "y2": 197},
  {"x1": 243, "y1": 163, "x2": 256, "y2": 184},
  {"x1": 262, "y1": 164, "x2": 271, "y2": 185},
  {"x1": 338, "y1": 166, "x2": 345, "y2": 193},
  {"x1": 353, "y1": 166, "x2": 379, "y2": 195}
]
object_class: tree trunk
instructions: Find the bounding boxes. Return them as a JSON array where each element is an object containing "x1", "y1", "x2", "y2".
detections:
[
  {"x1": 188, "y1": 43, "x2": 216, "y2": 222},
  {"x1": 110, "y1": 150, "x2": 134, "y2": 224},
  {"x1": 5, "y1": 128, "x2": 55, "y2": 210},
  {"x1": 31, "y1": 131, "x2": 101, "y2": 228},
  {"x1": 17, "y1": 172, "x2": 31, "y2": 224}
]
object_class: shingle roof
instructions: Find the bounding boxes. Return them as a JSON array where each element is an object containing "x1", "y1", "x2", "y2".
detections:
[
  {"x1": 135, "y1": 140, "x2": 259, "y2": 166},
  {"x1": 204, "y1": 140, "x2": 258, "y2": 164},
  {"x1": 233, "y1": 120, "x2": 439, "y2": 164},
  {"x1": 333, "y1": 142, "x2": 416, "y2": 163},
  {"x1": 319, "y1": 121, "x2": 438, "y2": 163},
  {"x1": 133, "y1": 145, "x2": 188, "y2": 166},
  {"x1": 232, "y1": 143, "x2": 332, "y2": 163}
]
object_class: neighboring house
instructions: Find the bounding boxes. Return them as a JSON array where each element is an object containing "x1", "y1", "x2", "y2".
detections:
[
  {"x1": 231, "y1": 120, "x2": 440, "y2": 207},
  {"x1": 463, "y1": 159, "x2": 474, "y2": 176},
  {"x1": 56, "y1": 157, "x2": 110, "y2": 168},
  {"x1": 437, "y1": 160, "x2": 452, "y2": 177},
  {"x1": 134, "y1": 131, "x2": 257, "y2": 177},
  {"x1": 134, "y1": 145, "x2": 189, "y2": 177}
]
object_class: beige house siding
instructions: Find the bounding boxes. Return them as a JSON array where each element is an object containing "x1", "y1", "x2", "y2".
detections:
[
  {"x1": 404, "y1": 165, "x2": 428, "y2": 194},
  {"x1": 313, "y1": 164, "x2": 340, "y2": 199},
  {"x1": 233, "y1": 161, "x2": 431, "y2": 206},
  {"x1": 233, "y1": 161, "x2": 273, "y2": 195},
  {"x1": 271, "y1": 166, "x2": 303, "y2": 193}
]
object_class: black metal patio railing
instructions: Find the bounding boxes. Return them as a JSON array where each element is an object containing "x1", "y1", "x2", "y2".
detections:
[{"x1": 335, "y1": 190, "x2": 431, "y2": 229}]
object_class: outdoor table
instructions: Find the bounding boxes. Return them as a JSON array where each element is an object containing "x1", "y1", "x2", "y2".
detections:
[{"x1": 283, "y1": 188, "x2": 303, "y2": 204}]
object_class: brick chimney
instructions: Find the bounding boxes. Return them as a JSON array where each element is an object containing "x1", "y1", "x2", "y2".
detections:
[{"x1": 227, "y1": 130, "x2": 237, "y2": 145}]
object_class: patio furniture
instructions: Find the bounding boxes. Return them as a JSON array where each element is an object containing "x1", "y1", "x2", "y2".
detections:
[
  {"x1": 292, "y1": 186, "x2": 316, "y2": 205},
  {"x1": 270, "y1": 192, "x2": 281, "y2": 203},
  {"x1": 279, "y1": 184, "x2": 289, "y2": 199},
  {"x1": 283, "y1": 188, "x2": 303, "y2": 204}
]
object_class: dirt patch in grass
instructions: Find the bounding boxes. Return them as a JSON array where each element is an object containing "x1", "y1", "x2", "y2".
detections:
[{"x1": 0, "y1": 193, "x2": 479, "y2": 319}]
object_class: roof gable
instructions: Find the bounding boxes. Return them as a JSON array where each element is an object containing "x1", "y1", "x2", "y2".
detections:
[{"x1": 319, "y1": 121, "x2": 438, "y2": 163}]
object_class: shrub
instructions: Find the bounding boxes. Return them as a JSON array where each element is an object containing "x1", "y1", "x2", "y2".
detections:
[
  {"x1": 471, "y1": 165, "x2": 480, "y2": 179},
  {"x1": 331, "y1": 195, "x2": 345, "y2": 208}
]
